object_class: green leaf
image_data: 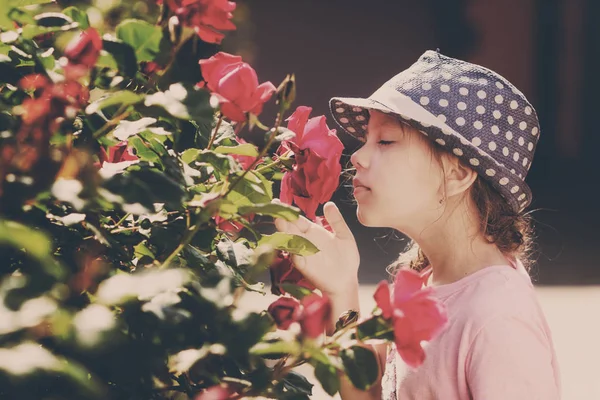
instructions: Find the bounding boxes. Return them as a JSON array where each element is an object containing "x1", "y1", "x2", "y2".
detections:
[
  {"x1": 115, "y1": 19, "x2": 166, "y2": 63},
  {"x1": 340, "y1": 345, "x2": 379, "y2": 391},
  {"x1": 214, "y1": 143, "x2": 259, "y2": 157},
  {"x1": 195, "y1": 150, "x2": 235, "y2": 175},
  {"x1": 8, "y1": 0, "x2": 54, "y2": 6},
  {"x1": 134, "y1": 241, "x2": 155, "y2": 260},
  {"x1": 226, "y1": 171, "x2": 273, "y2": 207},
  {"x1": 238, "y1": 202, "x2": 300, "y2": 221},
  {"x1": 279, "y1": 283, "x2": 313, "y2": 300},
  {"x1": 34, "y1": 12, "x2": 72, "y2": 27},
  {"x1": 282, "y1": 371, "x2": 313, "y2": 397},
  {"x1": 128, "y1": 136, "x2": 164, "y2": 165},
  {"x1": 86, "y1": 91, "x2": 144, "y2": 114},
  {"x1": 101, "y1": 38, "x2": 137, "y2": 77},
  {"x1": 0, "y1": 219, "x2": 65, "y2": 279},
  {"x1": 62, "y1": 7, "x2": 89, "y2": 30},
  {"x1": 356, "y1": 316, "x2": 394, "y2": 341},
  {"x1": 21, "y1": 21, "x2": 79, "y2": 40},
  {"x1": 95, "y1": 51, "x2": 118, "y2": 70},
  {"x1": 216, "y1": 237, "x2": 253, "y2": 269},
  {"x1": 144, "y1": 83, "x2": 215, "y2": 124},
  {"x1": 113, "y1": 117, "x2": 159, "y2": 141},
  {"x1": 250, "y1": 340, "x2": 301, "y2": 357},
  {"x1": 0, "y1": 219, "x2": 51, "y2": 261},
  {"x1": 37, "y1": 47, "x2": 54, "y2": 69},
  {"x1": 8, "y1": 7, "x2": 35, "y2": 25},
  {"x1": 258, "y1": 233, "x2": 319, "y2": 256},
  {"x1": 181, "y1": 148, "x2": 201, "y2": 164},
  {"x1": 315, "y1": 361, "x2": 340, "y2": 396},
  {"x1": 182, "y1": 244, "x2": 214, "y2": 275},
  {"x1": 104, "y1": 168, "x2": 186, "y2": 211}
]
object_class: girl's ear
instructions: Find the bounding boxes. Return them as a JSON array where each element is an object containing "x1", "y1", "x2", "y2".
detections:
[{"x1": 441, "y1": 154, "x2": 478, "y2": 198}]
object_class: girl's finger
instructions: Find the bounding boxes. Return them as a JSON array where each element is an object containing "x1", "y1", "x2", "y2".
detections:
[
  {"x1": 274, "y1": 217, "x2": 304, "y2": 236},
  {"x1": 273, "y1": 217, "x2": 288, "y2": 232},
  {"x1": 291, "y1": 253, "x2": 307, "y2": 272},
  {"x1": 323, "y1": 201, "x2": 354, "y2": 240},
  {"x1": 288, "y1": 214, "x2": 312, "y2": 234}
]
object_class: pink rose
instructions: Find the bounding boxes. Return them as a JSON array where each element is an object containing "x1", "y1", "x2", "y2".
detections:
[
  {"x1": 98, "y1": 142, "x2": 138, "y2": 165},
  {"x1": 267, "y1": 292, "x2": 330, "y2": 339},
  {"x1": 161, "y1": 0, "x2": 236, "y2": 44},
  {"x1": 269, "y1": 250, "x2": 315, "y2": 296},
  {"x1": 64, "y1": 28, "x2": 103, "y2": 68},
  {"x1": 278, "y1": 106, "x2": 343, "y2": 220},
  {"x1": 299, "y1": 293, "x2": 331, "y2": 339},
  {"x1": 267, "y1": 297, "x2": 302, "y2": 330},
  {"x1": 195, "y1": 384, "x2": 236, "y2": 400},
  {"x1": 374, "y1": 269, "x2": 448, "y2": 368},
  {"x1": 199, "y1": 52, "x2": 276, "y2": 122}
]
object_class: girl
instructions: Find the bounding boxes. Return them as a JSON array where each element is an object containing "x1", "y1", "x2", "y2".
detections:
[{"x1": 274, "y1": 50, "x2": 561, "y2": 399}]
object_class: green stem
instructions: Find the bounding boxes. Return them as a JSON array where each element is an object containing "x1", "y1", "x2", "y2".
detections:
[
  {"x1": 113, "y1": 213, "x2": 131, "y2": 229},
  {"x1": 254, "y1": 157, "x2": 283, "y2": 174},
  {"x1": 159, "y1": 212, "x2": 204, "y2": 269},
  {"x1": 110, "y1": 226, "x2": 139, "y2": 234},
  {"x1": 92, "y1": 106, "x2": 131, "y2": 139},
  {"x1": 206, "y1": 114, "x2": 223, "y2": 149}
]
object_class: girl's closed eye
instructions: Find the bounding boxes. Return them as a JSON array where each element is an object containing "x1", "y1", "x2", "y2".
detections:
[{"x1": 378, "y1": 140, "x2": 395, "y2": 146}]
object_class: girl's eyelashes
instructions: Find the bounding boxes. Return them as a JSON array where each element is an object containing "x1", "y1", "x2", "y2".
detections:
[{"x1": 378, "y1": 140, "x2": 395, "y2": 146}]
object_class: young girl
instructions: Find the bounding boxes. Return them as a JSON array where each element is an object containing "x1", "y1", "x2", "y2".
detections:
[{"x1": 274, "y1": 50, "x2": 561, "y2": 399}]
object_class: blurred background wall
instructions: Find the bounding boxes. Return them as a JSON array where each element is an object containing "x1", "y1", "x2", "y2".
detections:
[{"x1": 232, "y1": 0, "x2": 599, "y2": 285}]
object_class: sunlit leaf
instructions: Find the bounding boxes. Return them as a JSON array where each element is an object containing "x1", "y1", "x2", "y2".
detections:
[
  {"x1": 238, "y1": 203, "x2": 300, "y2": 221},
  {"x1": 115, "y1": 19, "x2": 167, "y2": 63},
  {"x1": 86, "y1": 91, "x2": 144, "y2": 114},
  {"x1": 250, "y1": 340, "x2": 301, "y2": 357},
  {"x1": 62, "y1": 6, "x2": 89, "y2": 30},
  {"x1": 214, "y1": 143, "x2": 259, "y2": 157},
  {"x1": 258, "y1": 233, "x2": 319, "y2": 256}
]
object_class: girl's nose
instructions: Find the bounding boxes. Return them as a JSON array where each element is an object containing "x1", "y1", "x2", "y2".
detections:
[{"x1": 350, "y1": 143, "x2": 370, "y2": 170}]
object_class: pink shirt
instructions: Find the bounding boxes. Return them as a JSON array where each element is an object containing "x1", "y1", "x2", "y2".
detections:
[{"x1": 381, "y1": 260, "x2": 561, "y2": 399}]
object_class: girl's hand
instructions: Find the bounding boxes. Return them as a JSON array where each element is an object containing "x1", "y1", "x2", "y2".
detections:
[{"x1": 273, "y1": 201, "x2": 360, "y2": 297}]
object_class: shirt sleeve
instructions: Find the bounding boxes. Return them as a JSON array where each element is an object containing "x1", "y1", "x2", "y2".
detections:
[{"x1": 466, "y1": 314, "x2": 561, "y2": 400}]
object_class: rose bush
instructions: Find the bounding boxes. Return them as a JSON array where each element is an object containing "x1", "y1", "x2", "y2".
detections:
[{"x1": 0, "y1": 1, "x2": 447, "y2": 399}]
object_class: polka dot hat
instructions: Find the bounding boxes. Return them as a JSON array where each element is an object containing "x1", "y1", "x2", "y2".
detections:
[{"x1": 329, "y1": 50, "x2": 540, "y2": 213}]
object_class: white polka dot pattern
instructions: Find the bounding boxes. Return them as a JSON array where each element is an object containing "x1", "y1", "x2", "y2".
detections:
[{"x1": 329, "y1": 50, "x2": 541, "y2": 212}]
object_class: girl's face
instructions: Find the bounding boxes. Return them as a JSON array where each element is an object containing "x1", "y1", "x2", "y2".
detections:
[{"x1": 350, "y1": 110, "x2": 446, "y2": 231}]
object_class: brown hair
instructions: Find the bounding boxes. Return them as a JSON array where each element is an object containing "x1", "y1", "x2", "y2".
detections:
[{"x1": 386, "y1": 135, "x2": 535, "y2": 276}]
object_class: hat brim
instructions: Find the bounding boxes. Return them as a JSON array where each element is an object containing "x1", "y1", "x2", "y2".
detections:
[{"x1": 329, "y1": 95, "x2": 533, "y2": 212}]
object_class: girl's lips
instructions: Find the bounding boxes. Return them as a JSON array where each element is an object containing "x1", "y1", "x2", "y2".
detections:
[
  {"x1": 352, "y1": 178, "x2": 370, "y2": 190},
  {"x1": 353, "y1": 186, "x2": 370, "y2": 196}
]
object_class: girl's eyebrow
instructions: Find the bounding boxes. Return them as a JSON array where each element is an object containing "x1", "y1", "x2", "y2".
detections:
[{"x1": 367, "y1": 120, "x2": 403, "y2": 137}]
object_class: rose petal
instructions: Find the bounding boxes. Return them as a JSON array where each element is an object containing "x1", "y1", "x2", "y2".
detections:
[
  {"x1": 195, "y1": 25, "x2": 226, "y2": 44},
  {"x1": 199, "y1": 52, "x2": 243, "y2": 91},
  {"x1": 286, "y1": 106, "x2": 312, "y2": 144},
  {"x1": 299, "y1": 293, "x2": 331, "y2": 338},
  {"x1": 216, "y1": 98, "x2": 247, "y2": 122},
  {"x1": 393, "y1": 268, "x2": 429, "y2": 304},
  {"x1": 374, "y1": 281, "x2": 394, "y2": 319},
  {"x1": 248, "y1": 81, "x2": 276, "y2": 116}
]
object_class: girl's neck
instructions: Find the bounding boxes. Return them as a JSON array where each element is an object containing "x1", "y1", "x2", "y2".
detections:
[{"x1": 410, "y1": 211, "x2": 511, "y2": 286}]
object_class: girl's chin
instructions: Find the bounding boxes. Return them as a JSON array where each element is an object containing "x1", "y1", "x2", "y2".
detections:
[{"x1": 356, "y1": 205, "x2": 379, "y2": 227}]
